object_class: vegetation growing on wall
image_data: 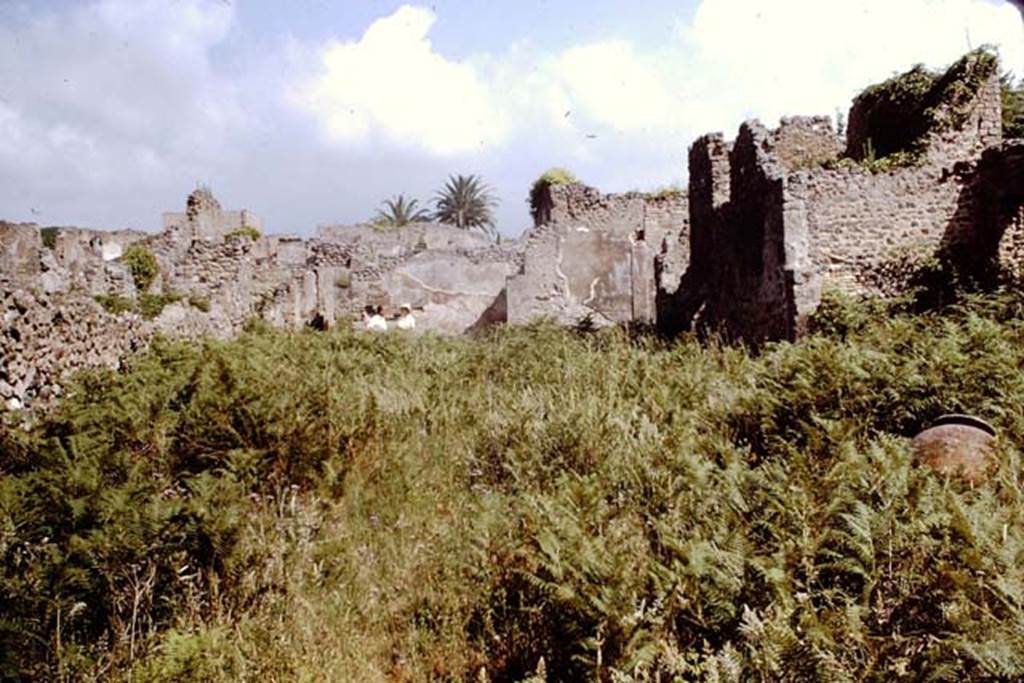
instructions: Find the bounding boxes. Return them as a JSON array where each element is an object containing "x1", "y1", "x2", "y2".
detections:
[
  {"x1": 224, "y1": 225, "x2": 262, "y2": 241},
  {"x1": 94, "y1": 291, "x2": 204, "y2": 319},
  {"x1": 6, "y1": 285, "x2": 1024, "y2": 680},
  {"x1": 846, "y1": 47, "x2": 998, "y2": 165},
  {"x1": 121, "y1": 244, "x2": 160, "y2": 292},
  {"x1": 93, "y1": 293, "x2": 135, "y2": 315},
  {"x1": 39, "y1": 227, "x2": 59, "y2": 250},
  {"x1": 529, "y1": 167, "x2": 579, "y2": 225}
]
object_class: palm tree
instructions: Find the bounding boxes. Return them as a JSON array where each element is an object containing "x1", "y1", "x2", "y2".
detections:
[
  {"x1": 373, "y1": 194, "x2": 432, "y2": 228},
  {"x1": 433, "y1": 174, "x2": 498, "y2": 237}
]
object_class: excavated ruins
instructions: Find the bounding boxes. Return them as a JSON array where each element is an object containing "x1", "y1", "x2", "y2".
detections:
[{"x1": 4, "y1": 49, "x2": 1024, "y2": 411}]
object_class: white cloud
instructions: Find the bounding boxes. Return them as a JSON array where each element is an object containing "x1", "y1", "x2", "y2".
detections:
[
  {"x1": 677, "y1": 0, "x2": 1024, "y2": 131},
  {"x1": 547, "y1": 41, "x2": 677, "y2": 132},
  {"x1": 296, "y1": 5, "x2": 506, "y2": 156}
]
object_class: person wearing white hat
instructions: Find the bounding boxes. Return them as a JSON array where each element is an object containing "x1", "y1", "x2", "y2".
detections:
[{"x1": 396, "y1": 303, "x2": 416, "y2": 330}]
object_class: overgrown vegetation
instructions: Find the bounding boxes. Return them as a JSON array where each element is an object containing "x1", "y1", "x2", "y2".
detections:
[
  {"x1": 224, "y1": 225, "x2": 261, "y2": 241},
  {"x1": 845, "y1": 47, "x2": 998, "y2": 168},
  {"x1": 187, "y1": 294, "x2": 211, "y2": 313},
  {"x1": 94, "y1": 291, "x2": 204, "y2": 319},
  {"x1": 1002, "y1": 71, "x2": 1024, "y2": 139},
  {"x1": 642, "y1": 184, "x2": 686, "y2": 200},
  {"x1": 529, "y1": 167, "x2": 578, "y2": 225},
  {"x1": 7, "y1": 283, "x2": 1024, "y2": 680},
  {"x1": 121, "y1": 245, "x2": 160, "y2": 293},
  {"x1": 39, "y1": 227, "x2": 59, "y2": 250},
  {"x1": 93, "y1": 293, "x2": 135, "y2": 315},
  {"x1": 138, "y1": 292, "x2": 184, "y2": 319}
]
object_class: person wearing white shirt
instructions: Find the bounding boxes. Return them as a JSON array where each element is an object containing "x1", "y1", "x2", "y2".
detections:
[
  {"x1": 363, "y1": 304, "x2": 387, "y2": 332},
  {"x1": 396, "y1": 303, "x2": 416, "y2": 331}
]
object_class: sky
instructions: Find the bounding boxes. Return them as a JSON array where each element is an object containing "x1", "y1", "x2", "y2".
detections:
[{"x1": 1, "y1": 0, "x2": 1023, "y2": 237}]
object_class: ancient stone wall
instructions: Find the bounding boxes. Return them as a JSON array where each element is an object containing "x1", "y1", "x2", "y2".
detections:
[
  {"x1": 0, "y1": 284, "x2": 150, "y2": 410},
  {"x1": 0, "y1": 223, "x2": 42, "y2": 285},
  {"x1": 681, "y1": 63, "x2": 1004, "y2": 343},
  {"x1": 970, "y1": 140, "x2": 1024, "y2": 278},
  {"x1": 162, "y1": 188, "x2": 262, "y2": 242},
  {"x1": 506, "y1": 184, "x2": 688, "y2": 326}
]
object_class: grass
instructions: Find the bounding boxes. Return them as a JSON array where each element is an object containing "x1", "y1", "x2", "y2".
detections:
[{"x1": 5, "y1": 289, "x2": 1024, "y2": 680}]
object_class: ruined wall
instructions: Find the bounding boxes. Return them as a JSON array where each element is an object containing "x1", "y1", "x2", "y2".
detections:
[
  {"x1": 787, "y1": 70, "x2": 1001, "y2": 315},
  {"x1": 0, "y1": 285, "x2": 150, "y2": 410},
  {"x1": 680, "y1": 62, "x2": 1003, "y2": 343},
  {"x1": 772, "y1": 116, "x2": 844, "y2": 170},
  {"x1": 162, "y1": 188, "x2": 262, "y2": 242},
  {"x1": 690, "y1": 121, "x2": 795, "y2": 343},
  {"x1": 969, "y1": 140, "x2": 1024, "y2": 278},
  {"x1": 506, "y1": 184, "x2": 688, "y2": 326},
  {"x1": 0, "y1": 223, "x2": 42, "y2": 285},
  {"x1": 787, "y1": 163, "x2": 974, "y2": 296}
]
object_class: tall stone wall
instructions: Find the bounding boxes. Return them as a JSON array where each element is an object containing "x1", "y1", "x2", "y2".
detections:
[
  {"x1": 681, "y1": 64, "x2": 1004, "y2": 343},
  {"x1": 690, "y1": 121, "x2": 795, "y2": 342}
]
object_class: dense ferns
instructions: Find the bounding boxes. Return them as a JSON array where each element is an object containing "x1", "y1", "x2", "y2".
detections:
[{"x1": 4, "y1": 290, "x2": 1024, "y2": 680}]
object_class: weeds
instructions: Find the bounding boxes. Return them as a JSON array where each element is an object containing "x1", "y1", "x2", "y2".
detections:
[{"x1": 4, "y1": 291, "x2": 1024, "y2": 680}]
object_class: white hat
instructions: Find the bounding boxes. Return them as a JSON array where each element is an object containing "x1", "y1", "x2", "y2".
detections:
[{"x1": 400, "y1": 303, "x2": 412, "y2": 311}]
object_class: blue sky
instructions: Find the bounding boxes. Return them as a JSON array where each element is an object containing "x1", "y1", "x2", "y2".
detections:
[{"x1": 1, "y1": 0, "x2": 1022, "y2": 236}]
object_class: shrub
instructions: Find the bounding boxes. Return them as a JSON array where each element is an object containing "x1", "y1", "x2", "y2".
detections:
[
  {"x1": 335, "y1": 272, "x2": 352, "y2": 289},
  {"x1": 1002, "y1": 71, "x2": 1024, "y2": 139},
  {"x1": 187, "y1": 294, "x2": 211, "y2": 313},
  {"x1": 529, "y1": 167, "x2": 578, "y2": 225},
  {"x1": 224, "y1": 225, "x2": 261, "y2": 241},
  {"x1": 139, "y1": 292, "x2": 183, "y2": 319},
  {"x1": 93, "y1": 293, "x2": 135, "y2": 315},
  {"x1": 846, "y1": 47, "x2": 998, "y2": 165},
  {"x1": 39, "y1": 227, "x2": 59, "y2": 249},
  {"x1": 643, "y1": 184, "x2": 686, "y2": 200},
  {"x1": 121, "y1": 244, "x2": 160, "y2": 292}
]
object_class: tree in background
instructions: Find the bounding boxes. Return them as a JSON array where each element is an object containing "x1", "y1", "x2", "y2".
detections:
[
  {"x1": 372, "y1": 194, "x2": 432, "y2": 228},
  {"x1": 1002, "y1": 71, "x2": 1024, "y2": 139},
  {"x1": 433, "y1": 174, "x2": 497, "y2": 238}
]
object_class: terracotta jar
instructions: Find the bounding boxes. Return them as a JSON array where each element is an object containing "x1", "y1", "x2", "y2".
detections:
[{"x1": 911, "y1": 414, "x2": 996, "y2": 483}]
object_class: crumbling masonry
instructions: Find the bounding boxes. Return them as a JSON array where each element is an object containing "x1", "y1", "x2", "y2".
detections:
[{"x1": 5, "y1": 49, "x2": 1024, "y2": 411}]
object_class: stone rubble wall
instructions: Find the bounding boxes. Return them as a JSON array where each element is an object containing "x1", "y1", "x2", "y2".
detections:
[
  {"x1": 683, "y1": 67, "x2": 1008, "y2": 344},
  {"x1": 0, "y1": 283, "x2": 150, "y2": 411},
  {"x1": 0, "y1": 223, "x2": 43, "y2": 285}
]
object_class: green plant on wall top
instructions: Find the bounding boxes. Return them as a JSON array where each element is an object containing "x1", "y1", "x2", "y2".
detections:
[
  {"x1": 848, "y1": 47, "x2": 998, "y2": 165},
  {"x1": 225, "y1": 225, "x2": 261, "y2": 241},
  {"x1": 93, "y1": 293, "x2": 135, "y2": 315},
  {"x1": 39, "y1": 227, "x2": 59, "y2": 250},
  {"x1": 529, "y1": 167, "x2": 578, "y2": 226},
  {"x1": 120, "y1": 244, "x2": 159, "y2": 292}
]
